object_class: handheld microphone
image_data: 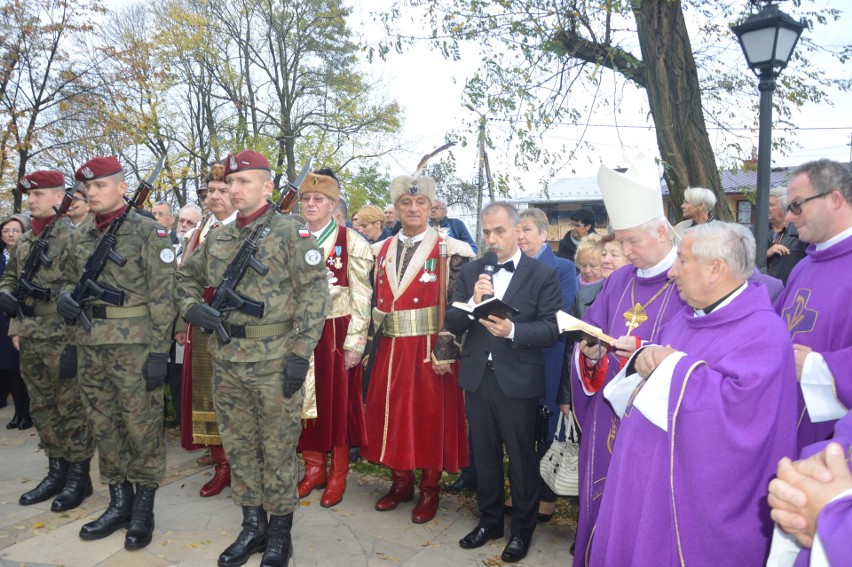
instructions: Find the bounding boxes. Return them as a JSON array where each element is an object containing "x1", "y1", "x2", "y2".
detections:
[{"x1": 481, "y1": 251, "x2": 498, "y2": 301}]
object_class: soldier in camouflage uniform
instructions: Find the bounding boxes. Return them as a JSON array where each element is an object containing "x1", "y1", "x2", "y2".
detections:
[
  {"x1": 0, "y1": 171, "x2": 95, "y2": 512},
  {"x1": 56, "y1": 156, "x2": 177, "y2": 551},
  {"x1": 175, "y1": 149, "x2": 331, "y2": 567}
]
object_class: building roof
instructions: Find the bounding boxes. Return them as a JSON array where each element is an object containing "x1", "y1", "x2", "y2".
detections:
[{"x1": 516, "y1": 162, "x2": 852, "y2": 204}]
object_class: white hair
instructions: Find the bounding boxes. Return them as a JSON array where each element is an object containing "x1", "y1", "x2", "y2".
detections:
[
  {"x1": 683, "y1": 187, "x2": 717, "y2": 213},
  {"x1": 179, "y1": 203, "x2": 202, "y2": 216},
  {"x1": 769, "y1": 186, "x2": 787, "y2": 209},
  {"x1": 687, "y1": 221, "x2": 755, "y2": 280}
]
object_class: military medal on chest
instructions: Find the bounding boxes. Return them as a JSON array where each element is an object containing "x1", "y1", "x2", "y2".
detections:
[
  {"x1": 327, "y1": 245, "x2": 343, "y2": 270},
  {"x1": 419, "y1": 258, "x2": 437, "y2": 283}
]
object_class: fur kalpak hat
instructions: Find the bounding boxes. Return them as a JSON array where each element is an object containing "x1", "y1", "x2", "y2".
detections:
[
  {"x1": 389, "y1": 142, "x2": 456, "y2": 204},
  {"x1": 299, "y1": 172, "x2": 340, "y2": 202},
  {"x1": 389, "y1": 175, "x2": 436, "y2": 203}
]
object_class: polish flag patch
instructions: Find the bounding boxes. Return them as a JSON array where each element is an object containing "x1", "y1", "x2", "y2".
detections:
[
  {"x1": 298, "y1": 228, "x2": 310, "y2": 238},
  {"x1": 156, "y1": 228, "x2": 168, "y2": 238}
]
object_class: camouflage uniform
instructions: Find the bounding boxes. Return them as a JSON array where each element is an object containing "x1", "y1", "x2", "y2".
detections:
[
  {"x1": 0, "y1": 219, "x2": 94, "y2": 462},
  {"x1": 175, "y1": 209, "x2": 331, "y2": 515},
  {"x1": 63, "y1": 211, "x2": 176, "y2": 486}
]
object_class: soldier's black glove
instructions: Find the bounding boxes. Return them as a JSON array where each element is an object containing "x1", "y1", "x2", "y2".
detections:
[
  {"x1": 56, "y1": 293, "x2": 82, "y2": 320},
  {"x1": 0, "y1": 291, "x2": 20, "y2": 315},
  {"x1": 142, "y1": 353, "x2": 169, "y2": 391},
  {"x1": 59, "y1": 346, "x2": 78, "y2": 380},
  {"x1": 282, "y1": 355, "x2": 310, "y2": 398},
  {"x1": 185, "y1": 303, "x2": 223, "y2": 330}
]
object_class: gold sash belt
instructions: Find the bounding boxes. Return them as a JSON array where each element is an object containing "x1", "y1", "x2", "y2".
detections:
[{"x1": 376, "y1": 306, "x2": 439, "y2": 337}]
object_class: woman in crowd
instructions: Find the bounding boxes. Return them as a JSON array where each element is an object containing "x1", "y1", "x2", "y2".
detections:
[
  {"x1": 354, "y1": 205, "x2": 392, "y2": 244},
  {"x1": 511, "y1": 208, "x2": 578, "y2": 521},
  {"x1": 574, "y1": 234, "x2": 603, "y2": 289},
  {"x1": 1, "y1": 214, "x2": 32, "y2": 430},
  {"x1": 674, "y1": 186, "x2": 716, "y2": 239},
  {"x1": 572, "y1": 233, "x2": 629, "y2": 318}
]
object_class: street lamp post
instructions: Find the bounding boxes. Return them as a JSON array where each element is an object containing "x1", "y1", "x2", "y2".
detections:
[
  {"x1": 732, "y1": 0, "x2": 806, "y2": 271},
  {"x1": 465, "y1": 104, "x2": 493, "y2": 248}
]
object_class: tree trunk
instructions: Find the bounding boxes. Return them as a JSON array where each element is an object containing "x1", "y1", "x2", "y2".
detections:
[{"x1": 632, "y1": 0, "x2": 731, "y2": 221}]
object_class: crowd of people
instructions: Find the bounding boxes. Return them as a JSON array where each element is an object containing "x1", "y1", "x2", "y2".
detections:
[{"x1": 1, "y1": 150, "x2": 850, "y2": 567}]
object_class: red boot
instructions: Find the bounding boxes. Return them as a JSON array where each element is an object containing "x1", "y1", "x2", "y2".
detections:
[
  {"x1": 375, "y1": 469, "x2": 414, "y2": 511},
  {"x1": 412, "y1": 469, "x2": 442, "y2": 523},
  {"x1": 298, "y1": 451, "x2": 328, "y2": 498},
  {"x1": 320, "y1": 446, "x2": 350, "y2": 508},
  {"x1": 200, "y1": 446, "x2": 231, "y2": 497}
]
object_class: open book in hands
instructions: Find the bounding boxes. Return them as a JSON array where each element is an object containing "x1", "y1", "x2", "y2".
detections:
[
  {"x1": 557, "y1": 311, "x2": 616, "y2": 346},
  {"x1": 451, "y1": 297, "x2": 519, "y2": 320}
]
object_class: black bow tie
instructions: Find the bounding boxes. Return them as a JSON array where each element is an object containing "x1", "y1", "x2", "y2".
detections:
[{"x1": 497, "y1": 261, "x2": 515, "y2": 273}]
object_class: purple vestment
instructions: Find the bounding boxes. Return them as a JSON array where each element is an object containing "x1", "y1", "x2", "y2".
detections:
[
  {"x1": 791, "y1": 410, "x2": 852, "y2": 567},
  {"x1": 570, "y1": 263, "x2": 685, "y2": 565},
  {"x1": 590, "y1": 283, "x2": 798, "y2": 566},
  {"x1": 774, "y1": 235, "x2": 852, "y2": 450}
]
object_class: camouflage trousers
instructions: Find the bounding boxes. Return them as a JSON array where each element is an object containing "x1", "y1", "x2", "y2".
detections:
[
  {"x1": 77, "y1": 343, "x2": 165, "y2": 486},
  {"x1": 19, "y1": 338, "x2": 94, "y2": 462},
  {"x1": 211, "y1": 358, "x2": 302, "y2": 515}
]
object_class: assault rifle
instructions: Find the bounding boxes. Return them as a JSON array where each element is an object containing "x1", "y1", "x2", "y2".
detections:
[
  {"x1": 4, "y1": 188, "x2": 76, "y2": 320},
  {"x1": 204, "y1": 158, "x2": 312, "y2": 344},
  {"x1": 66, "y1": 153, "x2": 167, "y2": 329}
]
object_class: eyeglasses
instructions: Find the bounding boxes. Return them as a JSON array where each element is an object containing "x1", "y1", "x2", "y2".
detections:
[
  {"x1": 2, "y1": 228, "x2": 22, "y2": 235},
  {"x1": 785, "y1": 191, "x2": 832, "y2": 215}
]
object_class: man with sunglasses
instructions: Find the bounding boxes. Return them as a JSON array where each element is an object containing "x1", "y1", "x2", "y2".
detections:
[{"x1": 774, "y1": 159, "x2": 852, "y2": 452}]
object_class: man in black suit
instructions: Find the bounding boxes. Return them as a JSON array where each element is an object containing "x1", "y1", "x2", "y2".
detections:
[{"x1": 445, "y1": 201, "x2": 562, "y2": 563}]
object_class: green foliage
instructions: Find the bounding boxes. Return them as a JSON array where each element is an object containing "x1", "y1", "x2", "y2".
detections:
[{"x1": 375, "y1": 0, "x2": 849, "y2": 178}]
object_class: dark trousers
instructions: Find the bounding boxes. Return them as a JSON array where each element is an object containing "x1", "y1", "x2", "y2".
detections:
[
  {"x1": 165, "y1": 342, "x2": 181, "y2": 423},
  {"x1": 1, "y1": 368, "x2": 30, "y2": 421},
  {"x1": 465, "y1": 366, "x2": 539, "y2": 540}
]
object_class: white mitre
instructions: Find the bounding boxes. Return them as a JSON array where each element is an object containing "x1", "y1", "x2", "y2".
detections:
[{"x1": 597, "y1": 152, "x2": 665, "y2": 230}]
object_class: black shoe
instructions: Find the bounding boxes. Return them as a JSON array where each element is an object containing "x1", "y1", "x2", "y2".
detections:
[
  {"x1": 125, "y1": 484, "x2": 157, "y2": 550},
  {"x1": 501, "y1": 536, "x2": 531, "y2": 563},
  {"x1": 218, "y1": 506, "x2": 268, "y2": 567},
  {"x1": 459, "y1": 525, "x2": 504, "y2": 549},
  {"x1": 260, "y1": 513, "x2": 293, "y2": 567},
  {"x1": 443, "y1": 477, "x2": 476, "y2": 494},
  {"x1": 52, "y1": 460, "x2": 93, "y2": 512},
  {"x1": 79, "y1": 481, "x2": 134, "y2": 540},
  {"x1": 6, "y1": 413, "x2": 21, "y2": 429},
  {"x1": 20, "y1": 457, "x2": 69, "y2": 505},
  {"x1": 18, "y1": 416, "x2": 33, "y2": 430}
]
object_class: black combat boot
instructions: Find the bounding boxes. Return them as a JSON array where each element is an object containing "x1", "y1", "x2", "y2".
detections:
[
  {"x1": 20, "y1": 457, "x2": 69, "y2": 505},
  {"x1": 260, "y1": 513, "x2": 293, "y2": 567},
  {"x1": 79, "y1": 481, "x2": 134, "y2": 540},
  {"x1": 124, "y1": 483, "x2": 157, "y2": 550},
  {"x1": 51, "y1": 459, "x2": 93, "y2": 512},
  {"x1": 218, "y1": 506, "x2": 269, "y2": 567}
]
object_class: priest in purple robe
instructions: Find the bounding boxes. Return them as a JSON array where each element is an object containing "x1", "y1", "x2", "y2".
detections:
[
  {"x1": 590, "y1": 222, "x2": 798, "y2": 566},
  {"x1": 569, "y1": 152, "x2": 687, "y2": 564},
  {"x1": 773, "y1": 159, "x2": 852, "y2": 451},
  {"x1": 766, "y1": 410, "x2": 852, "y2": 567}
]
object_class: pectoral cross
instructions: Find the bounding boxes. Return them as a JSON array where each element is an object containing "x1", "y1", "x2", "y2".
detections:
[{"x1": 623, "y1": 303, "x2": 648, "y2": 335}]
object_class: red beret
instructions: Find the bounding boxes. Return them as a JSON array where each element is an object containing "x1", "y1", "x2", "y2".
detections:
[
  {"x1": 225, "y1": 150, "x2": 271, "y2": 176},
  {"x1": 75, "y1": 156, "x2": 123, "y2": 182},
  {"x1": 18, "y1": 170, "x2": 65, "y2": 193}
]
